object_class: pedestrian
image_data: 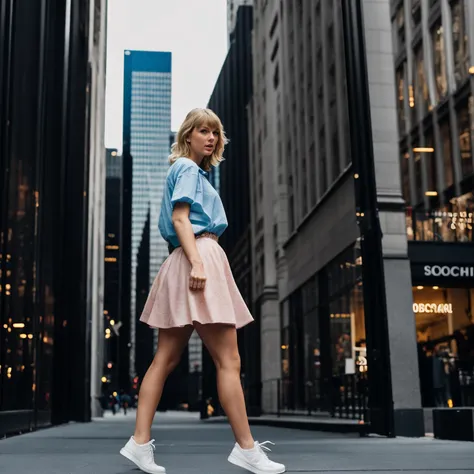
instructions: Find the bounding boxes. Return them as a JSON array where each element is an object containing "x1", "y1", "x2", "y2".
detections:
[
  {"x1": 121, "y1": 389, "x2": 131, "y2": 415},
  {"x1": 120, "y1": 108, "x2": 285, "y2": 474}
]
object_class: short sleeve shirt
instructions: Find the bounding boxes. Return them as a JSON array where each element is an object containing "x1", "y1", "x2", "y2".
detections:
[{"x1": 158, "y1": 157, "x2": 228, "y2": 248}]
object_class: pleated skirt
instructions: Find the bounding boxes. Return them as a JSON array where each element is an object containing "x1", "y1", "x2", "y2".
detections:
[{"x1": 140, "y1": 236, "x2": 254, "y2": 329}]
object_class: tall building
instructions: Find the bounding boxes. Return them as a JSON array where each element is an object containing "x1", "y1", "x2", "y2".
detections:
[
  {"x1": 122, "y1": 50, "x2": 172, "y2": 385},
  {"x1": 0, "y1": 0, "x2": 107, "y2": 435},
  {"x1": 248, "y1": 0, "x2": 429, "y2": 436},
  {"x1": 103, "y1": 149, "x2": 123, "y2": 393},
  {"x1": 227, "y1": 0, "x2": 253, "y2": 44},
  {"x1": 392, "y1": 0, "x2": 474, "y2": 424}
]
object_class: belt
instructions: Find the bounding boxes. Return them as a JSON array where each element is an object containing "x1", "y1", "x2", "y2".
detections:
[{"x1": 168, "y1": 232, "x2": 218, "y2": 254}]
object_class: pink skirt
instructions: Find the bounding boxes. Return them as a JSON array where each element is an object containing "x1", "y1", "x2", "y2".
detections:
[{"x1": 140, "y1": 236, "x2": 254, "y2": 329}]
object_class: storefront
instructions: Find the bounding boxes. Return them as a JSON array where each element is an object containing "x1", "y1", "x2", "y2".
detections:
[
  {"x1": 409, "y1": 242, "x2": 474, "y2": 409},
  {"x1": 280, "y1": 242, "x2": 367, "y2": 419}
]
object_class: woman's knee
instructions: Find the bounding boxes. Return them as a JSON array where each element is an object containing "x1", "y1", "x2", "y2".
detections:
[
  {"x1": 214, "y1": 351, "x2": 241, "y2": 372},
  {"x1": 151, "y1": 353, "x2": 181, "y2": 374}
]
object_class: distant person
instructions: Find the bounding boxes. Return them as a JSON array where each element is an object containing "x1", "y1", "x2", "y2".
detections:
[
  {"x1": 120, "y1": 108, "x2": 285, "y2": 474},
  {"x1": 121, "y1": 390, "x2": 132, "y2": 415}
]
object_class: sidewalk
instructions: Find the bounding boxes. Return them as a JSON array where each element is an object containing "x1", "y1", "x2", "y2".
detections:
[{"x1": 0, "y1": 410, "x2": 473, "y2": 473}]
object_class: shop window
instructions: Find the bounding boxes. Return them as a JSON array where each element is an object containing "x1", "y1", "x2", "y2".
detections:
[
  {"x1": 451, "y1": 0, "x2": 469, "y2": 87},
  {"x1": 431, "y1": 23, "x2": 448, "y2": 102},
  {"x1": 414, "y1": 286, "x2": 474, "y2": 408},
  {"x1": 457, "y1": 100, "x2": 473, "y2": 179},
  {"x1": 327, "y1": 245, "x2": 365, "y2": 379},
  {"x1": 440, "y1": 119, "x2": 454, "y2": 189}
]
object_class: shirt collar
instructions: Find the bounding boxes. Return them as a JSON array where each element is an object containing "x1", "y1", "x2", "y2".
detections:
[{"x1": 199, "y1": 168, "x2": 208, "y2": 177}]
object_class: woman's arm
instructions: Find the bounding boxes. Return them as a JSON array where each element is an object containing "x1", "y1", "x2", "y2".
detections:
[{"x1": 172, "y1": 202, "x2": 206, "y2": 291}]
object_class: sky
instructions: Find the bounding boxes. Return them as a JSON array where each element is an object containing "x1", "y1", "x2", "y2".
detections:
[{"x1": 105, "y1": 0, "x2": 228, "y2": 153}]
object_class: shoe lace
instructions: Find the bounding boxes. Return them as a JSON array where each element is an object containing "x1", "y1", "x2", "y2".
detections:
[
  {"x1": 148, "y1": 439, "x2": 156, "y2": 455},
  {"x1": 256, "y1": 440, "x2": 275, "y2": 458}
]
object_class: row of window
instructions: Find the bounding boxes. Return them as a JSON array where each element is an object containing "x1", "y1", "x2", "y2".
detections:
[{"x1": 396, "y1": 0, "x2": 470, "y2": 134}]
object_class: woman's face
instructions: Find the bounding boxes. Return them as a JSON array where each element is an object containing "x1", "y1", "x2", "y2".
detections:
[{"x1": 187, "y1": 123, "x2": 219, "y2": 159}]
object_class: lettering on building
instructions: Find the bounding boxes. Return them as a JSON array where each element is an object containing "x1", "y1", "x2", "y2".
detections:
[
  {"x1": 413, "y1": 303, "x2": 453, "y2": 314},
  {"x1": 423, "y1": 265, "x2": 474, "y2": 278}
]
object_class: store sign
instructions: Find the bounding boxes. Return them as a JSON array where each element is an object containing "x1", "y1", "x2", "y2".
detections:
[
  {"x1": 423, "y1": 265, "x2": 474, "y2": 278},
  {"x1": 413, "y1": 303, "x2": 453, "y2": 314}
]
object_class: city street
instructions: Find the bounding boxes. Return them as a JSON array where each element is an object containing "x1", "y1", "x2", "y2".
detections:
[{"x1": 1, "y1": 411, "x2": 473, "y2": 473}]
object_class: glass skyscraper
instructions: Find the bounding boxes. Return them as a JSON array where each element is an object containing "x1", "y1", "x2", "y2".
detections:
[{"x1": 122, "y1": 50, "x2": 172, "y2": 379}]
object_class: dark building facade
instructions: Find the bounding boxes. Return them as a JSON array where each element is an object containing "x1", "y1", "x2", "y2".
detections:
[
  {"x1": 0, "y1": 0, "x2": 107, "y2": 435},
  {"x1": 103, "y1": 149, "x2": 123, "y2": 393},
  {"x1": 205, "y1": 6, "x2": 261, "y2": 415}
]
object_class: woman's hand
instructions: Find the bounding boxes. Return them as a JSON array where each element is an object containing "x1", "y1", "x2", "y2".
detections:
[{"x1": 190, "y1": 260, "x2": 207, "y2": 291}]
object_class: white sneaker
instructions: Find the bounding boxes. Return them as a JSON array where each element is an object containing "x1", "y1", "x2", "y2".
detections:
[
  {"x1": 228, "y1": 440, "x2": 286, "y2": 473},
  {"x1": 120, "y1": 436, "x2": 166, "y2": 473}
]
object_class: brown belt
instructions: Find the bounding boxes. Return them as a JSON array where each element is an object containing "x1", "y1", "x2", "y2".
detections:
[{"x1": 168, "y1": 232, "x2": 218, "y2": 254}]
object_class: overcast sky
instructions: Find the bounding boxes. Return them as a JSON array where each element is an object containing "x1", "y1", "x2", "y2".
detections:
[{"x1": 105, "y1": 0, "x2": 228, "y2": 152}]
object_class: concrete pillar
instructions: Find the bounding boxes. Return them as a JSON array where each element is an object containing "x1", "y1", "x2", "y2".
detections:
[{"x1": 362, "y1": 0, "x2": 424, "y2": 436}]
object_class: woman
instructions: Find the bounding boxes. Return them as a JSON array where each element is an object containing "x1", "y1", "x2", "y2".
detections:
[{"x1": 120, "y1": 108, "x2": 286, "y2": 474}]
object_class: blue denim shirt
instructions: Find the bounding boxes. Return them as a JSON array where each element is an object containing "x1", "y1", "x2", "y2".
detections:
[{"x1": 158, "y1": 157, "x2": 228, "y2": 249}]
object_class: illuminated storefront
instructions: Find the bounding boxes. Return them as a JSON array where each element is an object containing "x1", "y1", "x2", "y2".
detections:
[{"x1": 409, "y1": 242, "x2": 474, "y2": 409}]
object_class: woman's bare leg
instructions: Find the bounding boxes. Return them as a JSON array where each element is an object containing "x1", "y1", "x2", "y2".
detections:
[
  {"x1": 194, "y1": 322, "x2": 254, "y2": 449},
  {"x1": 133, "y1": 325, "x2": 194, "y2": 444}
]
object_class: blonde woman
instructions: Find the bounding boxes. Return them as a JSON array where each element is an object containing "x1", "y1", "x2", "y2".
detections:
[{"x1": 120, "y1": 108, "x2": 286, "y2": 474}]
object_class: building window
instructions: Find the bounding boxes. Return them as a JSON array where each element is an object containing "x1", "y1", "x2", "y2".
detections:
[
  {"x1": 413, "y1": 147, "x2": 423, "y2": 205},
  {"x1": 413, "y1": 46, "x2": 429, "y2": 123},
  {"x1": 431, "y1": 23, "x2": 448, "y2": 102},
  {"x1": 409, "y1": 191, "x2": 474, "y2": 242},
  {"x1": 327, "y1": 245, "x2": 366, "y2": 380},
  {"x1": 332, "y1": 129, "x2": 340, "y2": 179},
  {"x1": 302, "y1": 157, "x2": 308, "y2": 216},
  {"x1": 451, "y1": 0, "x2": 469, "y2": 86},
  {"x1": 396, "y1": 65, "x2": 406, "y2": 133},
  {"x1": 319, "y1": 128, "x2": 327, "y2": 195},
  {"x1": 400, "y1": 150, "x2": 410, "y2": 204},
  {"x1": 392, "y1": 6, "x2": 405, "y2": 56},
  {"x1": 457, "y1": 99, "x2": 473, "y2": 179},
  {"x1": 440, "y1": 119, "x2": 454, "y2": 189},
  {"x1": 424, "y1": 129, "x2": 437, "y2": 197},
  {"x1": 309, "y1": 142, "x2": 317, "y2": 206}
]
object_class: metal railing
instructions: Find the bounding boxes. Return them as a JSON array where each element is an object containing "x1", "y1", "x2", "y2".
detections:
[{"x1": 254, "y1": 374, "x2": 369, "y2": 422}]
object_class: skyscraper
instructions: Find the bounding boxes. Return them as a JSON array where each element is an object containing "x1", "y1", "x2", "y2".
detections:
[
  {"x1": 104, "y1": 148, "x2": 123, "y2": 392},
  {"x1": 227, "y1": 0, "x2": 253, "y2": 44},
  {"x1": 122, "y1": 51, "x2": 172, "y2": 383}
]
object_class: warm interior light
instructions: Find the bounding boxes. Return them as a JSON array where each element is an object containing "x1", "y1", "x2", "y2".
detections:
[
  {"x1": 433, "y1": 286, "x2": 439, "y2": 290},
  {"x1": 12, "y1": 323, "x2": 25, "y2": 328},
  {"x1": 413, "y1": 147, "x2": 434, "y2": 153},
  {"x1": 425, "y1": 191, "x2": 438, "y2": 196},
  {"x1": 417, "y1": 286, "x2": 423, "y2": 290},
  {"x1": 469, "y1": 66, "x2": 474, "y2": 74}
]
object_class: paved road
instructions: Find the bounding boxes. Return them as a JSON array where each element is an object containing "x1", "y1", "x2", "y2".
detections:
[{"x1": 0, "y1": 411, "x2": 473, "y2": 473}]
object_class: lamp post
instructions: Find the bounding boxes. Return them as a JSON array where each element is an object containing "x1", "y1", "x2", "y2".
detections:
[{"x1": 341, "y1": 0, "x2": 395, "y2": 436}]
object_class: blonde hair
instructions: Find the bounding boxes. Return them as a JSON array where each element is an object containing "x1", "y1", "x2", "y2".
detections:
[{"x1": 169, "y1": 108, "x2": 228, "y2": 171}]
